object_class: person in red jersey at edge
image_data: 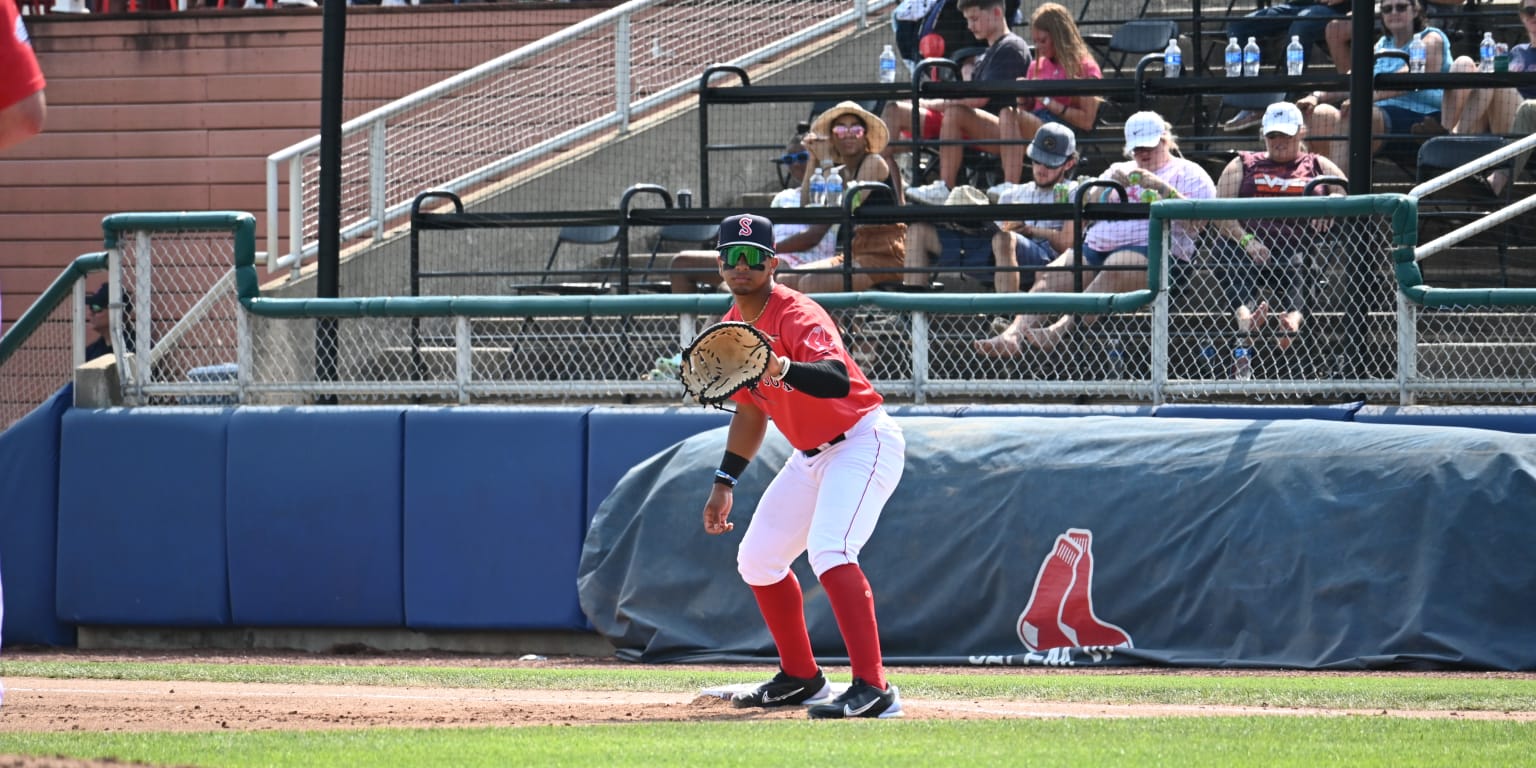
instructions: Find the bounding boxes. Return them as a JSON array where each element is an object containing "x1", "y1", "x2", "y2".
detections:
[
  {"x1": 1, "y1": 0, "x2": 48, "y2": 152},
  {"x1": 702, "y1": 212, "x2": 907, "y2": 720}
]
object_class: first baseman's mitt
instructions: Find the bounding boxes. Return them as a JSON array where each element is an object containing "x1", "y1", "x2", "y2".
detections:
[{"x1": 680, "y1": 321, "x2": 773, "y2": 406}]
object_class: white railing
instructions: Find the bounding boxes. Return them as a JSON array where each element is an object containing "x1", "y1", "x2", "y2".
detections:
[{"x1": 264, "y1": 0, "x2": 889, "y2": 278}]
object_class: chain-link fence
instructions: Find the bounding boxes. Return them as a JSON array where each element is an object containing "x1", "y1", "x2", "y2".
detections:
[{"x1": 8, "y1": 196, "x2": 1536, "y2": 424}]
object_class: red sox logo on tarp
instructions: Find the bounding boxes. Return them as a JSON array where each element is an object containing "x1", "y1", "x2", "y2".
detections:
[{"x1": 1016, "y1": 528, "x2": 1133, "y2": 652}]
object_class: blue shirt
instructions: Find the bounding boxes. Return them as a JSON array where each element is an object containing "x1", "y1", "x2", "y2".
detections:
[{"x1": 1374, "y1": 27, "x2": 1449, "y2": 115}]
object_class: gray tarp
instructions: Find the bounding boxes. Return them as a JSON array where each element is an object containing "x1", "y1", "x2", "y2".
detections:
[{"x1": 577, "y1": 416, "x2": 1536, "y2": 669}]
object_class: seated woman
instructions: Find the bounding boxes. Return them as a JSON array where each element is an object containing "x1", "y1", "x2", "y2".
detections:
[
  {"x1": 1212, "y1": 101, "x2": 1347, "y2": 356},
  {"x1": 990, "y1": 2, "x2": 1101, "y2": 201},
  {"x1": 1433, "y1": 0, "x2": 1536, "y2": 195},
  {"x1": 777, "y1": 101, "x2": 907, "y2": 293},
  {"x1": 974, "y1": 112, "x2": 1217, "y2": 356},
  {"x1": 668, "y1": 133, "x2": 837, "y2": 293},
  {"x1": 1299, "y1": 0, "x2": 1449, "y2": 170}
]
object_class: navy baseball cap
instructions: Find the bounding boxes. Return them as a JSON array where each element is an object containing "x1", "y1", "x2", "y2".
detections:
[
  {"x1": 716, "y1": 213, "x2": 776, "y2": 255},
  {"x1": 87, "y1": 283, "x2": 109, "y2": 311}
]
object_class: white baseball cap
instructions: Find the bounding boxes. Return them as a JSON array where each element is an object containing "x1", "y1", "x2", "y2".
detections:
[
  {"x1": 1123, "y1": 111, "x2": 1166, "y2": 153},
  {"x1": 1261, "y1": 101, "x2": 1304, "y2": 136}
]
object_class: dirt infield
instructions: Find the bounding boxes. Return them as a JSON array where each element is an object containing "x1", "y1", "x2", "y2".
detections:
[{"x1": 3, "y1": 649, "x2": 1534, "y2": 766}]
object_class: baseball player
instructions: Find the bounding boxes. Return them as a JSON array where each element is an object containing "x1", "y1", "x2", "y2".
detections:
[
  {"x1": 702, "y1": 213, "x2": 907, "y2": 719},
  {"x1": 2, "y1": 0, "x2": 47, "y2": 153}
]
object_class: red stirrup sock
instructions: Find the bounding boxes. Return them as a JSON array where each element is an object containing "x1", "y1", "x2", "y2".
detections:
[
  {"x1": 819, "y1": 563, "x2": 886, "y2": 690},
  {"x1": 750, "y1": 574, "x2": 818, "y2": 680}
]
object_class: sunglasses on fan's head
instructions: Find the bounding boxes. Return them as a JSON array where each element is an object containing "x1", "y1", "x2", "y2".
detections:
[
  {"x1": 778, "y1": 150, "x2": 810, "y2": 165},
  {"x1": 718, "y1": 244, "x2": 771, "y2": 270},
  {"x1": 831, "y1": 124, "x2": 866, "y2": 139}
]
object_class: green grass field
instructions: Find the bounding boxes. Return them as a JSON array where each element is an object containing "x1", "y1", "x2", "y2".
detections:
[{"x1": 3, "y1": 659, "x2": 1534, "y2": 767}]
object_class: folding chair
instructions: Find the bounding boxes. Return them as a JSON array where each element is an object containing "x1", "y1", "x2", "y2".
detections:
[
  {"x1": 1213, "y1": 90, "x2": 1288, "y2": 134},
  {"x1": 1104, "y1": 19, "x2": 1181, "y2": 77},
  {"x1": 510, "y1": 224, "x2": 622, "y2": 295},
  {"x1": 1099, "y1": 20, "x2": 1182, "y2": 128},
  {"x1": 639, "y1": 222, "x2": 718, "y2": 292},
  {"x1": 1415, "y1": 135, "x2": 1515, "y2": 286}
]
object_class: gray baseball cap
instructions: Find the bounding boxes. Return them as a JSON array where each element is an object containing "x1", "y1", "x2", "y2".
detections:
[{"x1": 1027, "y1": 123, "x2": 1077, "y2": 168}]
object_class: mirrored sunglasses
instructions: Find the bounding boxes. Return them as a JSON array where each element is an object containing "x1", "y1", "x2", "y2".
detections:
[
  {"x1": 88, "y1": 303, "x2": 105, "y2": 313},
  {"x1": 831, "y1": 124, "x2": 866, "y2": 139},
  {"x1": 718, "y1": 244, "x2": 770, "y2": 270},
  {"x1": 778, "y1": 150, "x2": 810, "y2": 165}
]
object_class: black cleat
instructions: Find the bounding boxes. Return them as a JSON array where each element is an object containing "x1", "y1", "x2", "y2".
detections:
[
  {"x1": 731, "y1": 668, "x2": 833, "y2": 708},
  {"x1": 807, "y1": 677, "x2": 903, "y2": 719}
]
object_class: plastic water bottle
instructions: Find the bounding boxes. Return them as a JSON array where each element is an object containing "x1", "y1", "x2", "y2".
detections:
[
  {"x1": 1286, "y1": 35, "x2": 1305, "y2": 76},
  {"x1": 1242, "y1": 36, "x2": 1261, "y2": 76},
  {"x1": 1164, "y1": 37, "x2": 1182, "y2": 78},
  {"x1": 879, "y1": 44, "x2": 898, "y2": 83},
  {"x1": 1233, "y1": 346, "x2": 1253, "y2": 380},
  {"x1": 1225, "y1": 37, "x2": 1242, "y2": 77},
  {"x1": 1200, "y1": 336, "x2": 1220, "y2": 380},
  {"x1": 824, "y1": 167, "x2": 844, "y2": 209},
  {"x1": 1480, "y1": 32, "x2": 1497, "y2": 73},
  {"x1": 1407, "y1": 35, "x2": 1426, "y2": 73},
  {"x1": 808, "y1": 167, "x2": 827, "y2": 207}
]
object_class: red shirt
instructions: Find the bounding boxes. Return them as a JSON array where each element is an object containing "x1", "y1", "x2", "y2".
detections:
[
  {"x1": 2, "y1": 0, "x2": 46, "y2": 111},
  {"x1": 725, "y1": 283, "x2": 882, "y2": 451}
]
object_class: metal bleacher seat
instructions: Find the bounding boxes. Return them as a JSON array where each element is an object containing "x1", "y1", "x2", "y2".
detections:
[
  {"x1": 511, "y1": 224, "x2": 623, "y2": 295},
  {"x1": 1415, "y1": 135, "x2": 1515, "y2": 286}
]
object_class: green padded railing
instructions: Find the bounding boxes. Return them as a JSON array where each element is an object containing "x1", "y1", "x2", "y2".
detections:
[{"x1": 0, "y1": 252, "x2": 108, "y2": 369}]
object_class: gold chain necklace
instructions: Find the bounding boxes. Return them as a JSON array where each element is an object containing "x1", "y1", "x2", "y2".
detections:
[{"x1": 740, "y1": 292, "x2": 770, "y2": 325}]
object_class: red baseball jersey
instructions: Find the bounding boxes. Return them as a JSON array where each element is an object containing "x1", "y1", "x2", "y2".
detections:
[
  {"x1": 726, "y1": 282, "x2": 883, "y2": 451},
  {"x1": 2, "y1": 0, "x2": 46, "y2": 112}
]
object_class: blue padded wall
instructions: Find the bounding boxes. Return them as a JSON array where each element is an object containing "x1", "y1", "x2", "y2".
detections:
[
  {"x1": 226, "y1": 407, "x2": 404, "y2": 627},
  {"x1": 56, "y1": 407, "x2": 231, "y2": 626},
  {"x1": 585, "y1": 407, "x2": 732, "y2": 524},
  {"x1": 1152, "y1": 402, "x2": 1363, "y2": 421},
  {"x1": 1355, "y1": 406, "x2": 1536, "y2": 433},
  {"x1": 402, "y1": 407, "x2": 589, "y2": 630},
  {"x1": 0, "y1": 385, "x2": 76, "y2": 646}
]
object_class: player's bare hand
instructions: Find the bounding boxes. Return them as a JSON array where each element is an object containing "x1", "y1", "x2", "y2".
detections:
[
  {"x1": 703, "y1": 485, "x2": 735, "y2": 535},
  {"x1": 1246, "y1": 240, "x2": 1273, "y2": 265},
  {"x1": 762, "y1": 354, "x2": 786, "y2": 384}
]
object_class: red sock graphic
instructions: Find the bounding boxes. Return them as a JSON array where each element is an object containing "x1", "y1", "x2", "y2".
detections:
[
  {"x1": 1059, "y1": 529, "x2": 1132, "y2": 648},
  {"x1": 750, "y1": 574, "x2": 818, "y2": 679},
  {"x1": 1016, "y1": 534, "x2": 1081, "y2": 651},
  {"x1": 819, "y1": 564, "x2": 886, "y2": 690}
]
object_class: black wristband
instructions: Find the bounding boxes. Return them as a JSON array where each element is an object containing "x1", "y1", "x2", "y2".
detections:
[{"x1": 720, "y1": 451, "x2": 749, "y2": 478}]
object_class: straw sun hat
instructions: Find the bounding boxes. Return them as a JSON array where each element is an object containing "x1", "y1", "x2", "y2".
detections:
[{"x1": 810, "y1": 101, "x2": 890, "y2": 155}]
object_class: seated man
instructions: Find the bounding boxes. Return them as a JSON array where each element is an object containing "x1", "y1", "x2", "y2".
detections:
[
  {"x1": 885, "y1": 0, "x2": 1031, "y2": 203},
  {"x1": 902, "y1": 186, "x2": 1001, "y2": 292}
]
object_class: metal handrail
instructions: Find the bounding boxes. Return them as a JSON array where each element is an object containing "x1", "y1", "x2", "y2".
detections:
[{"x1": 264, "y1": 0, "x2": 894, "y2": 279}]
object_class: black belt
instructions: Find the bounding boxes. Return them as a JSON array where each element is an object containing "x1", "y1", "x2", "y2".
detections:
[{"x1": 803, "y1": 433, "x2": 847, "y2": 457}]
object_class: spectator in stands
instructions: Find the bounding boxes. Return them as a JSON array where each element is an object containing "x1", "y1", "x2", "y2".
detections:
[
  {"x1": 892, "y1": 0, "x2": 1032, "y2": 205},
  {"x1": 989, "y1": 122, "x2": 1084, "y2": 294},
  {"x1": 83, "y1": 283, "x2": 136, "y2": 363},
  {"x1": 1212, "y1": 102, "x2": 1347, "y2": 352},
  {"x1": 1493, "y1": 0, "x2": 1536, "y2": 196},
  {"x1": 778, "y1": 102, "x2": 908, "y2": 293},
  {"x1": 1428, "y1": 1, "x2": 1536, "y2": 195},
  {"x1": 1, "y1": 0, "x2": 45, "y2": 153},
  {"x1": 901, "y1": 185, "x2": 1003, "y2": 292},
  {"x1": 668, "y1": 133, "x2": 838, "y2": 293},
  {"x1": 989, "y1": 3, "x2": 1100, "y2": 201},
  {"x1": 1322, "y1": 0, "x2": 1461, "y2": 75},
  {"x1": 974, "y1": 112, "x2": 1217, "y2": 356},
  {"x1": 85, "y1": 284, "x2": 117, "y2": 361},
  {"x1": 1222, "y1": 0, "x2": 1350, "y2": 129},
  {"x1": 1298, "y1": 0, "x2": 1449, "y2": 172}
]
